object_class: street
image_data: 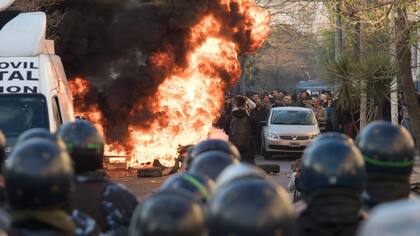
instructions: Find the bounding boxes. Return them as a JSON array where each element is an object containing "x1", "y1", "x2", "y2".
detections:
[
  {"x1": 112, "y1": 155, "x2": 294, "y2": 200},
  {"x1": 113, "y1": 155, "x2": 420, "y2": 200}
]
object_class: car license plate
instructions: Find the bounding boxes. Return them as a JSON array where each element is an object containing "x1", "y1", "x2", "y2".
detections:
[{"x1": 289, "y1": 141, "x2": 301, "y2": 147}]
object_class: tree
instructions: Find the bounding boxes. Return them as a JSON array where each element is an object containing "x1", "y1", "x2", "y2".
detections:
[
  {"x1": 396, "y1": 3, "x2": 420, "y2": 152},
  {"x1": 320, "y1": 0, "x2": 419, "y2": 142}
]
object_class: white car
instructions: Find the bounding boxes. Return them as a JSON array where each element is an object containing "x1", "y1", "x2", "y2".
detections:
[{"x1": 262, "y1": 106, "x2": 320, "y2": 159}]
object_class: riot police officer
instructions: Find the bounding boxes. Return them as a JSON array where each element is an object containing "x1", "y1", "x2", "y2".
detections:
[
  {"x1": 184, "y1": 139, "x2": 240, "y2": 170},
  {"x1": 215, "y1": 163, "x2": 266, "y2": 188},
  {"x1": 191, "y1": 139, "x2": 241, "y2": 159},
  {"x1": 160, "y1": 172, "x2": 215, "y2": 203},
  {"x1": 0, "y1": 131, "x2": 8, "y2": 230},
  {"x1": 357, "y1": 199, "x2": 420, "y2": 236},
  {"x1": 356, "y1": 121, "x2": 416, "y2": 209},
  {"x1": 128, "y1": 190, "x2": 207, "y2": 236},
  {"x1": 0, "y1": 131, "x2": 6, "y2": 205},
  {"x1": 4, "y1": 139, "x2": 99, "y2": 236},
  {"x1": 207, "y1": 179, "x2": 296, "y2": 236},
  {"x1": 189, "y1": 150, "x2": 240, "y2": 181},
  {"x1": 17, "y1": 128, "x2": 60, "y2": 144},
  {"x1": 298, "y1": 138, "x2": 365, "y2": 236},
  {"x1": 57, "y1": 120, "x2": 138, "y2": 234}
]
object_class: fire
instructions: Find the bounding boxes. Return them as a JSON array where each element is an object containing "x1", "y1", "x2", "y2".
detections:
[
  {"x1": 69, "y1": 0, "x2": 270, "y2": 168},
  {"x1": 68, "y1": 78, "x2": 105, "y2": 135},
  {"x1": 69, "y1": 78, "x2": 126, "y2": 156},
  {"x1": 130, "y1": 35, "x2": 240, "y2": 167}
]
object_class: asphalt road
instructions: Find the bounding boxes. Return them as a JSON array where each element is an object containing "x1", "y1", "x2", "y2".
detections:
[
  {"x1": 113, "y1": 154, "x2": 420, "y2": 200},
  {"x1": 112, "y1": 155, "x2": 297, "y2": 200}
]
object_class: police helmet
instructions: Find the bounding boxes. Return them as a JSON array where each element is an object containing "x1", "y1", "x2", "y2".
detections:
[
  {"x1": 356, "y1": 121, "x2": 415, "y2": 175},
  {"x1": 301, "y1": 139, "x2": 365, "y2": 195},
  {"x1": 5, "y1": 139, "x2": 73, "y2": 210},
  {"x1": 160, "y1": 172, "x2": 215, "y2": 203},
  {"x1": 314, "y1": 132, "x2": 354, "y2": 144},
  {"x1": 208, "y1": 179, "x2": 296, "y2": 236},
  {"x1": 357, "y1": 199, "x2": 420, "y2": 236},
  {"x1": 57, "y1": 120, "x2": 105, "y2": 173},
  {"x1": 216, "y1": 163, "x2": 266, "y2": 188},
  {"x1": 0, "y1": 130, "x2": 5, "y2": 174},
  {"x1": 191, "y1": 139, "x2": 240, "y2": 159},
  {"x1": 189, "y1": 151, "x2": 240, "y2": 181},
  {"x1": 17, "y1": 128, "x2": 57, "y2": 144},
  {"x1": 128, "y1": 190, "x2": 206, "y2": 236}
]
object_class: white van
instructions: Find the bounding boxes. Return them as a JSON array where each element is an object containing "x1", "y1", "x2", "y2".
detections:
[{"x1": 0, "y1": 10, "x2": 74, "y2": 151}]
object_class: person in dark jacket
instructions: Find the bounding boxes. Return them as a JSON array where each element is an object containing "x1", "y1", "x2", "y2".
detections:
[
  {"x1": 250, "y1": 97, "x2": 269, "y2": 154},
  {"x1": 270, "y1": 95, "x2": 284, "y2": 108},
  {"x1": 325, "y1": 99, "x2": 338, "y2": 132},
  {"x1": 57, "y1": 120, "x2": 138, "y2": 235},
  {"x1": 225, "y1": 96, "x2": 256, "y2": 163}
]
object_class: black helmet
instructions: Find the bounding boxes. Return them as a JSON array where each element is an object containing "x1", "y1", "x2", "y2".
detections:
[
  {"x1": 128, "y1": 190, "x2": 206, "y2": 236},
  {"x1": 4, "y1": 139, "x2": 73, "y2": 210},
  {"x1": 358, "y1": 199, "x2": 420, "y2": 236},
  {"x1": 314, "y1": 132, "x2": 353, "y2": 144},
  {"x1": 0, "y1": 130, "x2": 6, "y2": 174},
  {"x1": 301, "y1": 139, "x2": 365, "y2": 196},
  {"x1": 207, "y1": 179, "x2": 295, "y2": 236},
  {"x1": 57, "y1": 120, "x2": 105, "y2": 173},
  {"x1": 189, "y1": 151, "x2": 240, "y2": 181},
  {"x1": 17, "y1": 128, "x2": 66, "y2": 152},
  {"x1": 191, "y1": 139, "x2": 241, "y2": 159},
  {"x1": 356, "y1": 121, "x2": 415, "y2": 175},
  {"x1": 17, "y1": 128, "x2": 57, "y2": 144},
  {"x1": 160, "y1": 173, "x2": 215, "y2": 203},
  {"x1": 216, "y1": 163, "x2": 266, "y2": 188}
]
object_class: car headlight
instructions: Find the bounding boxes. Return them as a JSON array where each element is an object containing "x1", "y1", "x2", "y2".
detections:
[{"x1": 267, "y1": 132, "x2": 280, "y2": 140}]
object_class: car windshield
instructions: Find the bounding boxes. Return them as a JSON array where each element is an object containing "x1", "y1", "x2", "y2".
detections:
[
  {"x1": 271, "y1": 110, "x2": 316, "y2": 125},
  {"x1": 0, "y1": 95, "x2": 49, "y2": 146}
]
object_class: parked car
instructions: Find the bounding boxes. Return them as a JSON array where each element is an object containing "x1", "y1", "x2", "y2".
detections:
[{"x1": 262, "y1": 107, "x2": 320, "y2": 159}]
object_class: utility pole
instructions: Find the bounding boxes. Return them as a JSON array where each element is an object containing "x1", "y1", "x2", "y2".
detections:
[
  {"x1": 335, "y1": 2, "x2": 342, "y2": 63},
  {"x1": 359, "y1": 0, "x2": 367, "y2": 129},
  {"x1": 334, "y1": 1, "x2": 343, "y2": 94},
  {"x1": 390, "y1": 8, "x2": 399, "y2": 125}
]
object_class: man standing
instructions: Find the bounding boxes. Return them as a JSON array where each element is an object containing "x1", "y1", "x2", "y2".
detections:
[
  {"x1": 251, "y1": 96, "x2": 269, "y2": 154},
  {"x1": 226, "y1": 96, "x2": 256, "y2": 163},
  {"x1": 312, "y1": 99, "x2": 327, "y2": 132}
]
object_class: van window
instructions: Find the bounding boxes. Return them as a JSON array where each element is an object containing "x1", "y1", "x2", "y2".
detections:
[
  {"x1": 0, "y1": 94, "x2": 49, "y2": 146},
  {"x1": 52, "y1": 96, "x2": 63, "y2": 130}
]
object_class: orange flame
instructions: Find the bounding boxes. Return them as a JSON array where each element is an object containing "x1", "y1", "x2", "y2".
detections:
[
  {"x1": 70, "y1": 0, "x2": 270, "y2": 168},
  {"x1": 69, "y1": 78, "x2": 126, "y2": 156}
]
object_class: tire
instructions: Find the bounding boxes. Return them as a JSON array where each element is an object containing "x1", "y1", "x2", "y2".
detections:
[
  {"x1": 258, "y1": 164, "x2": 280, "y2": 174},
  {"x1": 137, "y1": 167, "x2": 163, "y2": 178}
]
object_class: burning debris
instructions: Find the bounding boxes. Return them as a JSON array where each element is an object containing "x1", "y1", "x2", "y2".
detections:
[{"x1": 65, "y1": 0, "x2": 270, "y2": 168}]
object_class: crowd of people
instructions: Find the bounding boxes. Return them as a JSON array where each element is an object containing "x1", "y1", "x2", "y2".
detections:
[
  {"x1": 218, "y1": 90, "x2": 339, "y2": 161},
  {"x1": 0, "y1": 116, "x2": 417, "y2": 235}
]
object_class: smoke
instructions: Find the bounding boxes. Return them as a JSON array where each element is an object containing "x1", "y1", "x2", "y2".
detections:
[{"x1": 57, "y1": 0, "x2": 266, "y2": 152}]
